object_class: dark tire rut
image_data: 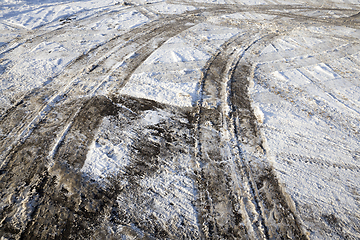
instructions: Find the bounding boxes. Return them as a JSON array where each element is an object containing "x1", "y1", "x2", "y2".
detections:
[
  {"x1": 0, "y1": 10, "x2": 203, "y2": 239},
  {"x1": 193, "y1": 28, "x2": 308, "y2": 239}
]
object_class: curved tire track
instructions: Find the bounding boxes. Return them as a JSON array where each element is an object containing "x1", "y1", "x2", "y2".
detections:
[
  {"x1": 193, "y1": 26, "x2": 308, "y2": 239},
  {"x1": 0, "y1": 10, "x2": 205, "y2": 167},
  {"x1": 0, "y1": 10, "x2": 205, "y2": 239},
  {"x1": 0, "y1": 6, "x2": 262, "y2": 239},
  {"x1": 0, "y1": 2, "x2": 159, "y2": 57}
]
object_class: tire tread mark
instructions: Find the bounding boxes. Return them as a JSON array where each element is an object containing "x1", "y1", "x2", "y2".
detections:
[
  {"x1": 193, "y1": 28, "x2": 309, "y2": 239},
  {"x1": 0, "y1": 2, "x2": 160, "y2": 56},
  {"x1": 52, "y1": 17, "x2": 199, "y2": 169},
  {"x1": 193, "y1": 31, "x2": 264, "y2": 239},
  {"x1": 0, "y1": 14, "x2": 205, "y2": 237},
  {"x1": 228, "y1": 34, "x2": 309, "y2": 239},
  {"x1": 0, "y1": 12, "x2": 203, "y2": 168}
]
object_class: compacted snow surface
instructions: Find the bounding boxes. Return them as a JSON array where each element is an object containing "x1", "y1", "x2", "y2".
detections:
[{"x1": 0, "y1": 0, "x2": 359, "y2": 239}]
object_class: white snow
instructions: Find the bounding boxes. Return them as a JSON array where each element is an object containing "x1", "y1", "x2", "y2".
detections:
[
  {"x1": 0, "y1": 0, "x2": 117, "y2": 30},
  {"x1": 0, "y1": 4, "x2": 151, "y2": 115},
  {"x1": 87, "y1": 10, "x2": 149, "y2": 31},
  {"x1": 148, "y1": 3, "x2": 197, "y2": 14},
  {"x1": 120, "y1": 71, "x2": 199, "y2": 107},
  {"x1": 250, "y1": 25, "x2": 360, "y2": 239},
  {"x1": 83, "y1": 139, "x2": 130, "y2": 180},
  {"x1": 82, "y1": 115, "x2": 132, "y2": 181},
  {"x1": 141, "y1": 109, "x2": 171, "y2": 125},
  {"x1": 221, "y1": 12, "x2": 276, "y2": 20},
  {"x1": 253, "y1": 104, "x2": 264, "y2": 124}
]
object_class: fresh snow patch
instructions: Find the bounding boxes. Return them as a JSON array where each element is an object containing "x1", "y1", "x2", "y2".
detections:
[
  {"x1": 82, "y1": 116, "x2": 132, "y2": 182},
  {"x1": 87, "y1": 10, "x2": 149, "y2": 31},
  {"x1": 253, "y1": 104, "x2": 264, "y2": 124},
  {"x1": 1, "y1": 0, "x2": 116, "y2": 29},
  {"x1": 120, "y1": 72, "x2": 199, "y2": 107},
  {"x1": 221, "y1": 12, "x2": 275, "y2": 20},
  {"x1": 135, "y1": 169, "x2": 198, "y2": 224},
  {"x1": 149, "y1": 3, "x2": 197, "y2": 14},
  {"x1": 141, "y1": 109, "x2": 172, "y2": 125},
  {"x1": 82, "y1": 139, "x2": 130, "y2": 181},
  {"x1": 302, "y1": 63, "x2": 341, "y2": 81},
  {"x1": 142, "y1": 37, "x2": 210, "y2": 65},
  {"x1": 272, "y1": 69, "x2": 312, "y2": 87}
]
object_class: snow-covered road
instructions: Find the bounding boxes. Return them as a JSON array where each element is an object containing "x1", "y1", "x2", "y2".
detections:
[{"x1": 0, "y1": 0, "x2": 359, "y2": 239}]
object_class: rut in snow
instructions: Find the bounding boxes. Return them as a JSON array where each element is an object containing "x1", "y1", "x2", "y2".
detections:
[{"x1": 192, "y1": 28, "x2": 307, "y2": 239}]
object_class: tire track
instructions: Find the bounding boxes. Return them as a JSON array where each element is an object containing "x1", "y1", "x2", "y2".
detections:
[
  {"x1": 0, "y1": 9, "x2": 210, "y2": 239},
  {"x1": 0, "y1": 2, "x2": 149, "y2": 57},
  {"x1": 0, "y1": 2, "x2": 165, "y2": 86},
  {"x1": 51, "y1": 13, "x2": 204, "y2": 170},
  {"x1": 0, "y1": 10, "x2": 205, "y2": 169},
  {"x1": 0, "y1": 5, "x2": 245, "y2": 167},
  {"x1": 192, "y1": 29, "x2": 264, "y2": 239},
  {"x1": 0, "y1": 4, "x2": 144, "y2": 117},
  {"x1": 229, "y1": 61, "x2": 308, "y2": 239},
  {"x1": 193, "y1": 24, "x2": 308, "y2": 239},
  {"x1": 0, "y1": 11, "x2": 205, "y2": 149},
  {"x1": 169, "y1": 0, "x2": 360, "y2": 27}
]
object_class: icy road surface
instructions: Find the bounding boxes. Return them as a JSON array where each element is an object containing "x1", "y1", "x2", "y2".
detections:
[{"x1": 0, "y1": 0, "x2": 359, "y2": 239}]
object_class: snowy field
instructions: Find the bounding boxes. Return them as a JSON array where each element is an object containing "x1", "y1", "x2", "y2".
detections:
[{"x1": 0, "y1": 0, "x2": 359, "y2": 239}]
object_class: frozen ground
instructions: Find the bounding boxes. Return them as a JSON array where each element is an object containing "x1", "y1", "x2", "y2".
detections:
[{"x1": 0, "y1": 0, "x2": 359, "y2": 239}]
